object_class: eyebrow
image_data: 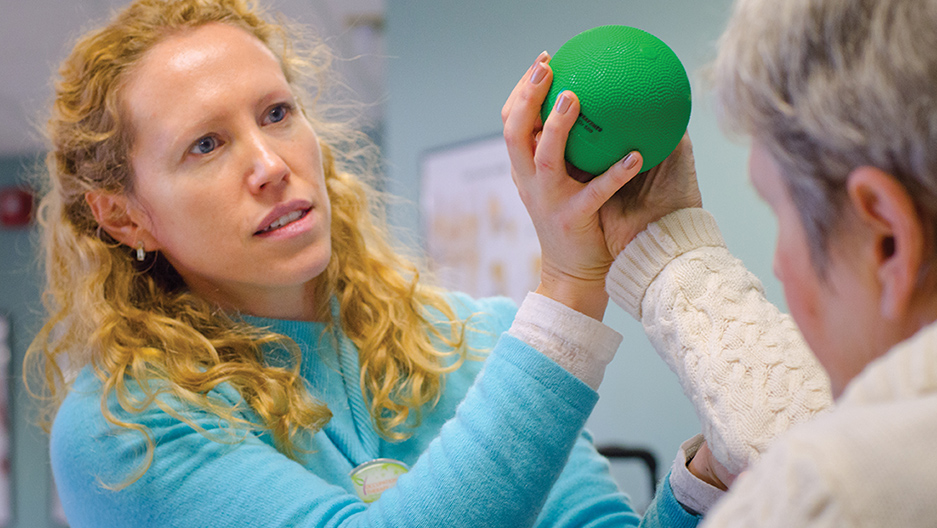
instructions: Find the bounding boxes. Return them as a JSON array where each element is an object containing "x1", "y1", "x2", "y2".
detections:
[
  {"x1": 167, "y1": 114, "x2": 226, "y2": 160},
  {"x1": 159, "y1": 85, "x2": 298, "y2": 160}
]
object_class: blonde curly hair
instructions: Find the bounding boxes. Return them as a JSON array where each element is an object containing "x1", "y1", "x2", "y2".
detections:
[{"x1": 26, "y1": 0, "x2": 469, "y2": 486}]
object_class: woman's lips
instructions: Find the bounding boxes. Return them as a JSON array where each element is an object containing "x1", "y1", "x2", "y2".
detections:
[
  {"x1": 255, "y1": 207, "x2": 310, "y2": 234},
  {"x1": 254, "y1": 199, "x2": 314, "y2": 235}
]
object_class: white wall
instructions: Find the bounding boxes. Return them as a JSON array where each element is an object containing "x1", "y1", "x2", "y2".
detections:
[{"x1": 384, "y1": 0, "x2": 786, "y2": 508}]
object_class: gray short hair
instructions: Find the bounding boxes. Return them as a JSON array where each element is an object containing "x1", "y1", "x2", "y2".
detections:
[{"x1": 712, "y1": 0, "x2": 937, "y2": 270}]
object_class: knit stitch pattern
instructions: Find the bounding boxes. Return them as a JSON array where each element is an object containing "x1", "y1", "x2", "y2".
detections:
[
  {"x1": 701, "y1": 319, "x2": 937, "y2": 526},
  {"x1": 607, "y1": 209, "x2": 832, "y2": 474}
]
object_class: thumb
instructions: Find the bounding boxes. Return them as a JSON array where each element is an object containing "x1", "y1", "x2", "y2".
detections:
[{"x1": 576, "y1": 151, "x2": 644, "y2": 213}]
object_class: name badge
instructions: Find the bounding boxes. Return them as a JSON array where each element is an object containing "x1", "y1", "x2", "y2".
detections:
[{"x1": 350, "y1": 458, "x2": 409, "y2": 503}]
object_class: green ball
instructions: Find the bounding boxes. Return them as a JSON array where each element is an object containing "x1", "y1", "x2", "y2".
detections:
[{"x1": 542, "y1": 25, "x2": 692, "y2": 176}]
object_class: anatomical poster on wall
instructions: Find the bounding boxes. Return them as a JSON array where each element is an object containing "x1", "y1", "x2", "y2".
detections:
[{"x1": 421, "y1": 135, "x2": 541, "y2": 306}]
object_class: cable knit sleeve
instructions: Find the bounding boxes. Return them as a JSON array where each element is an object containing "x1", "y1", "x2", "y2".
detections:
[{"x1": 606, "y1": 208, "x2": 833, "y2": 475}]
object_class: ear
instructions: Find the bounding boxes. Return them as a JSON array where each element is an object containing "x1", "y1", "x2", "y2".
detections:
[
  {"x1": 845, "y1": 167, "x2": 925, "y2": 320},
  {"x1": 84, "y1": 190, "x2": 159, "y2": 251}
]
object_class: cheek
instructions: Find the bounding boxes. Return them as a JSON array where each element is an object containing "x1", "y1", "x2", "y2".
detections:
[
  {"x1": 781, "y1": 274, "x2": 825, "y2": 374},
  {"x1": 782, "y1": 276, "x2": 817, "y2": 332},
  {"x1": 139, "y1": 184, "x2": 230, "y2": 253},
  {"x1": 772, "y1": 225, "x2": 797, "y2": 287},
  {"x1": 774, "y1": 236, "x2": 822, "y2": 340}
]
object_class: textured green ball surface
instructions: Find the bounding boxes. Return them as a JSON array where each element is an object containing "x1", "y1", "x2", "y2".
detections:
[{"x1": 542, "y1": 25, "x2": 692, "y2": 176}]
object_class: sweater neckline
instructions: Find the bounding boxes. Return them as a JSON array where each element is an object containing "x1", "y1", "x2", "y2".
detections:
[
  {"x1": 840, "y1": 318, "x2": 937, "y2": 405},
  {"x1": 239, "y1": 300, "x2": 381, "y2": 465}
]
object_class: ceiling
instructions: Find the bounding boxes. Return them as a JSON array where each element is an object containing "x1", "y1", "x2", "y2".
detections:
[{"x1": 0, "y1": 0, "x2": 385, "y2": 157}]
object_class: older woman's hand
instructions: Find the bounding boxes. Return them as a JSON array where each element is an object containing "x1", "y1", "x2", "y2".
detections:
[
  {"x1": 502, "y1": 54, "x2": 645, "y2": 319},
  {"x1": 599, "y1": 134, "x2": 703, "y2": 259},
  {"x1": 687, "y1": 439, "x2": 738, "y2": 491}
]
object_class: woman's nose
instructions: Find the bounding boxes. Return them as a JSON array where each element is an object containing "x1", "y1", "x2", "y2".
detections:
[{"x1": 245, "y1": 133, "x2": 289, "y2": 193}]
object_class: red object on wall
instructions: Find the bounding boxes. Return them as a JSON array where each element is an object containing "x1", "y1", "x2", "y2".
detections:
[{"x1": 0, "y1": 187, "x2": 33, "y2": 227}]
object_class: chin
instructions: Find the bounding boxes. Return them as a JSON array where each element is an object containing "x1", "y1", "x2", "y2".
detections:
[{"x1": 287, "y1": 247, "x2": 332, "y2": 285}]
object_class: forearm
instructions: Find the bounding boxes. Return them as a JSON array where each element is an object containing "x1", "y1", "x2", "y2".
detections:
[
  {"x1": 635, "y1": 435, "x2": 724, "y2": 528},
  {"x1": 533, "y1": 431, "x2": 641, "y2": 527},
  {"x1": 54, "y1": 335, "x2": 604, "y2": 528},
  {"x1": 606, "y1": 209, "x2": 832, "y2": 474},
  {"x1": 377, "y1": 335, "x2": 604, "y2": 526},
  {"x1": 638, "y1": 470, "x2": 703, "y2": 528}
]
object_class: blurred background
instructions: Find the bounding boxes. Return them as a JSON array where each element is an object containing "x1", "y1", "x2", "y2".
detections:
[{"x1": 0, "y1": 0, "x2": 782, "y2": 525}]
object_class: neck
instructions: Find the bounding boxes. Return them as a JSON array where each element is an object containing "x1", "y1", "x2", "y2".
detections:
[
  {"x1": 190, "y1": 278, "x2": 326, "y2": 322},
  {"x1": 834, "y1": 297, "x2": 937, "y2": 398}
]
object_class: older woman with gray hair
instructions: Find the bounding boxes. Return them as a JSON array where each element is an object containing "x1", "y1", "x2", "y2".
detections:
[{"x1": 597, "y1": 0, "x2": 937, "y2": 525}]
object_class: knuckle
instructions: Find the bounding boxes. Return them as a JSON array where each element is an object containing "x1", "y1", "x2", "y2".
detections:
[
  {"x1": 541, "y1": 115, "x2": 569, "y2": 138},
  {"x1": 502, "y1": 128, "x2": 524, "y2": 149},
  {"x1": 585, "y1": 185, "x2": 605, "y2": 205},
  {"x1": 534, "y1": 156, "x2": 560, "y2": 175},
  {"x1": 516, "y1": 85, "x2": 541, "y2": 107},
  {"x1": 515, "y1": 186, "x2": 532, "y2": 206}
]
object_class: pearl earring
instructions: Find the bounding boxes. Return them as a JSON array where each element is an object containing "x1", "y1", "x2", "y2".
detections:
[{"x1": 136, "y1": 242, "x2": 146, "y2": 262}]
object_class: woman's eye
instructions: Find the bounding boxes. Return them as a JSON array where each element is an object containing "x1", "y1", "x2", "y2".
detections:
[
  {"x1": 265, "y1": 103, "x2": 291, "y2": 124},
  {"x1": 190, "y1": 136, "x2": 219, "y2": 155}
]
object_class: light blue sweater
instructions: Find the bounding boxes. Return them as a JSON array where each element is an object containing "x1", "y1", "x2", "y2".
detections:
[{"x1": 50, "y1": 292, "x2": 699, "y2": 527}]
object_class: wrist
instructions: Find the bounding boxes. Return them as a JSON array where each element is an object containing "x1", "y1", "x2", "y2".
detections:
[
  {"x1": 509, "y1": 292, "x2": 622, "y2": 390},
  {"x1": 536, "y1": 273, "x2": 609, "y2": 321},
  {"x1": 670, "y1": 435, "x2": 728, "y2": 515},
  {"x1": 686, "y1": 441, "x2": 730, "y2": 491},
  {"x1": 606, "y1": 208, "x2": 726, "y2": 320}
]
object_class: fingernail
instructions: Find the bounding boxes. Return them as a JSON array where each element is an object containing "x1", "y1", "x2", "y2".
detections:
[
  {"x1": 555, "y1": 91, "x2": 572, "y2": 113},
  {"x1": 536, "y1": 50, "x2": 550, "y2": 63},
  {"x1": 622, "y1": 152, "x2": 639, "y2": 170},
  {"x1": 530, "y1": 62, "x2": 547, "y2": 84}
]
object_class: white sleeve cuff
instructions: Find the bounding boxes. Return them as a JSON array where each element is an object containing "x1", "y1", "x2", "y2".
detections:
[
  {"x1": 669, "y1": 434, "x2": 727, "y2": 516},
  {"x1": 508, "y1": 292, "x2": 623, "y2": 390},
  {"x1": 606, "y1": 208, "x2": 726, "y2": 320}
]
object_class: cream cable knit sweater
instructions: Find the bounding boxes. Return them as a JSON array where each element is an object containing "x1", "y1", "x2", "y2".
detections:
[
  {"x1": 606, "y1": 208, "x2": 832, "y2": 475},
  {"x1": 610, "y1": 208, "x2": 937, "y2": 525},
  {"x1": 703, "y1": 315, "x2": 937, "y2": 526}
]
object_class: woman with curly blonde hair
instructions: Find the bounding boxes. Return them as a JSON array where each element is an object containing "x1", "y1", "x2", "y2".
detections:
[{"x1": 27, "y1": 0, "x2": 675, "y2": 526}]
